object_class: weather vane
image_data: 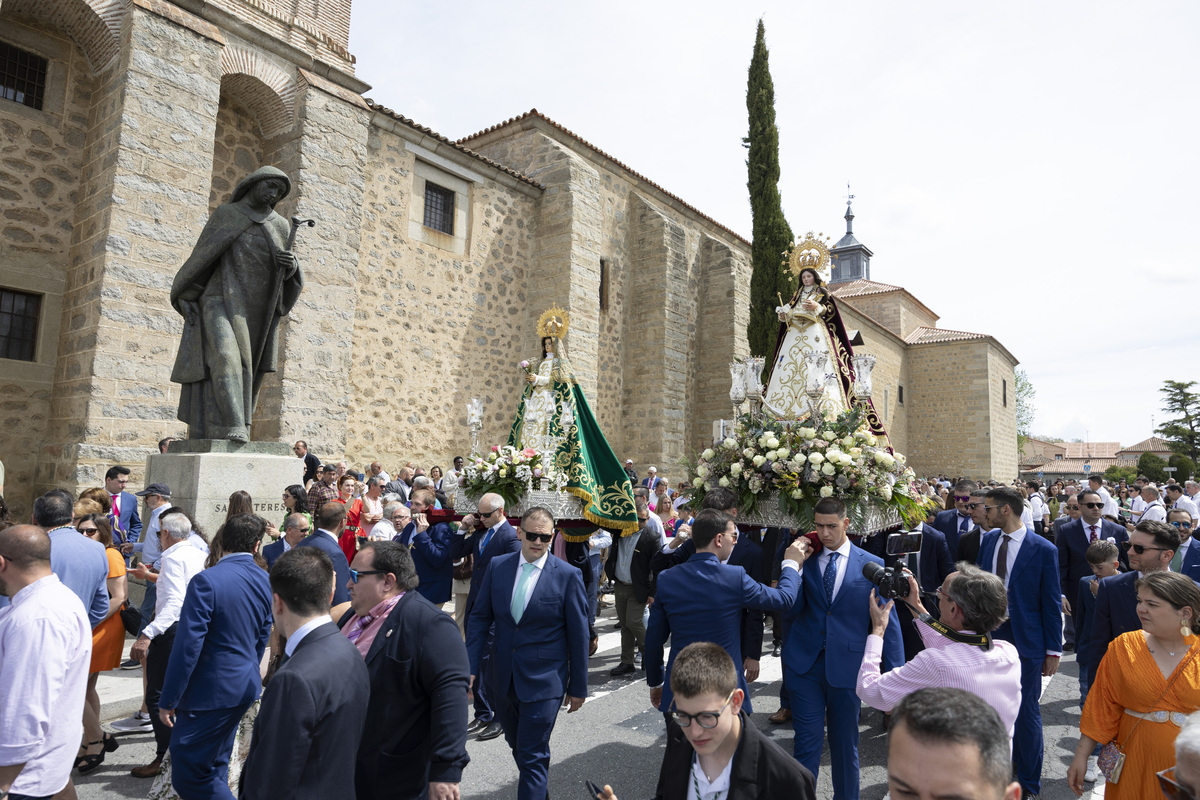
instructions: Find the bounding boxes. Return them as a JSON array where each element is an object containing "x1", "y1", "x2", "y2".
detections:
[{"x1": 845, "y1": 182, "x2": 855, "y2": 206}]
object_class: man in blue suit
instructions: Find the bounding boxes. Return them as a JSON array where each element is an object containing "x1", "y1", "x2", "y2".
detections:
[
  {"x1": 1087, "y1": 520, "x2": 1180, "y2": 678},
  {"x1": 1057, "y1": 489, "x2": 1129, "y2": 649},
  {"x1": 1169, "y1": 509, "x2": 1200, "y2": 581},
  {"x1": 646, "y1": 508, "x2": 804, "y2": 715},
  {"x1": 395, "y1": 488, "x2": 454, "y2": 606},
  {"x1": 933, "y1": 480, "x2": 977, "y2": 561},
  {"x1": 262, "y1": 512, "x2": 310, "y2": 569},
  {"x1": 159, "y1": 513, "x2": 273, "y2": 800},
  {"x1": 105, "y1": 465, "x2": 142, "y2": 558},
  {"x1": 784, "y1": 496, "x2": 903, "y2": 800},
  {"x1": 452, "y1": 492, "x2": 521, "y2": 740},
  {"x1": 465, "y1": 506, "x2": 589, "y2": 800},
  {"x1": 295, "y1": 501, "x2": 351, "y2": 605},
  {"x1": 977, "y1": 486, "x2": 1062, "y2": 799}
]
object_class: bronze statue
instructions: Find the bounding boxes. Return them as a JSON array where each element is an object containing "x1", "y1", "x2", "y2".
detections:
[{"x1": 169, "y1": 166, "x2": 310, "y2": 442}]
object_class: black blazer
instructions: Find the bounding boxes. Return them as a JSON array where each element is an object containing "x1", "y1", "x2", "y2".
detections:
[
  {"x1": 605, "y1": 525, "x2": 664, "y2": 603},
  {"x1": 654, "y1": 712, "x2": 816, "y2": 800},
  {"x1": 239, "y1": 623, "x2": 370, "y2": 800},
  {"x1": 1085, "y1": 570, "x2": 1141, "y2": 669},
  {"x1": 340, "y1": 591, "x2": 471, "y2": 800},
  {"x1": 957, "y1": 526, "x2": 982, "y2": 567}
]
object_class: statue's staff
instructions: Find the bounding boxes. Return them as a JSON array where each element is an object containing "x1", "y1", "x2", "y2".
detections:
[{"x1": 287, "y1": 216, "x2": 315, "y2": 251}]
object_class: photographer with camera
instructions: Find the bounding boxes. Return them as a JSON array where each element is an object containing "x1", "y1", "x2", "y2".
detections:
[{"x1": 856, "y1": 562, "x2": 1021, "y2": 741}]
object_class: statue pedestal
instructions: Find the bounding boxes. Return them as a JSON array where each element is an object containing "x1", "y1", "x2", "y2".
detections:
[{"x1": 145, "y1": 441, "x2": 301, "y2": 540}]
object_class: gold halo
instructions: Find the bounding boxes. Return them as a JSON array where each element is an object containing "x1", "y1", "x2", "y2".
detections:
[
  {"x1": 787, "y1": 232, "x2": 832, "y2": 282},
  {"x1": 536, "y1": 305, "x2": 569, "y2": 340}
]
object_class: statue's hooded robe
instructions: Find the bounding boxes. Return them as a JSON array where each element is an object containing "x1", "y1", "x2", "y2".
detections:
[{"x1": 169, "y1": 166, "x2": 303, "y2": 440}]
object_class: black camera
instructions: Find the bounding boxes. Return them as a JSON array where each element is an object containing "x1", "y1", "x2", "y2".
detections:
[{"x1": 862, "y1": 561, "x2": 911, "y2": 601}]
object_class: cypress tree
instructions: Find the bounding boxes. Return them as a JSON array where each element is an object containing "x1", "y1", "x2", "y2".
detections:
[{"x1": 745, "y1": 19, "x2": 794, "y2": 364}]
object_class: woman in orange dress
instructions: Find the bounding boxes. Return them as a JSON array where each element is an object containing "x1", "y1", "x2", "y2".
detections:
[
  {"x1": 1068, "y1": 571, "x2": 1200, "y2": 797},
  {"x1": 76, "y1": 512, "x2": 128, "y2": 773}
]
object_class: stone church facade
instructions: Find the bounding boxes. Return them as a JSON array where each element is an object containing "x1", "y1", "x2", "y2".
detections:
[{"x1": 0, "y1": 0, "x2": 1014, "y2": 516}]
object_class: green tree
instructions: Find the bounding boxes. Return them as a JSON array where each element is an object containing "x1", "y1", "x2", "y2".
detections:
[
  {"x1": 1015, "y1": 370, "x2": 1036, "y2": 453},
  {"x1": 1156, "y1": 380, "x2": 1200, "y2": 464},
  {"x1": 1138, "y1": 452, "x2": 1168, "y2": 484},
  {"x1": 1169, "y1": 453, "x2": 1197, "y2": 483},
  {"x1": 1104, "y1": 464, "x2": 1138, "y2": 484},
  {"x1": 744, "y1": 19, "x2": 794, "y2": 365}
]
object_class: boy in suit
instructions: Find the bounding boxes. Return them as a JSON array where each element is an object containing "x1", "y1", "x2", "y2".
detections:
[
  {"x1": 465, "y1": 507, "x2": 590, "y2": 800},
  {"x1": 239, "y1": 547, "x2": 369, "y2": 800},
  {"x1": 1074, "y1": 539, "x2": 1120, "y2": 703},
  {"x1": 594, "y1": 642, "x2": 815, "y2": 800}
]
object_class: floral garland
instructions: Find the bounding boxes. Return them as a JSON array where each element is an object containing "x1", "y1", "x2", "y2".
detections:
[
  {"x1": 687, "y1": 406, "x2": 928, "y2": 531},
  {"x1": 462, "y1": 445, "x2": 568, "y2": 509}
]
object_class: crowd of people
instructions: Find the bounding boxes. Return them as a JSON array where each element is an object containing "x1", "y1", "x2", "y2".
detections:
[{"x1": 3, "y1": 449, "x2": 1200, "y2": 800}]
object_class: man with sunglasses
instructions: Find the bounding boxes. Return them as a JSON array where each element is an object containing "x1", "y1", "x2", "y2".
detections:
[
  {"x1": 1056, "y1": 490, "x2": 1129, "y2": 651},
  {"x1": 452, "y1": 492, "x2": 520, "y2": 740},
  {"x1": 1084, "y1": 520, "x2": 1181, "y2": 701},
  {"x1": 934, "y1": 481, "x2": 978, "y2": 561},
  {"x1": 465, "y1": 506, "x2": 589, "y2": 800},
  {"x1": 1168, "y1": 509, "x2": 1200, "y2": 581}
]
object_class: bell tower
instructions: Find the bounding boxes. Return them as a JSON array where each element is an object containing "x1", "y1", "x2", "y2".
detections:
[{"x1": 829, "y1": 199, "x2": 873, "y2": 285}]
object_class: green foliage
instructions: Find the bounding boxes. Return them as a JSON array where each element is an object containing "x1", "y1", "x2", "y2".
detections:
[
  {"x1": 745, "y1": 19, "x2": 794, "y2": 364},
  {"x1": 1137, "y1": 452, "x2": 1168, "y2": 484},
  {"x1": 1169, "y1": 453, "x2": 1197, "y2": 483},
  {"x1": 1104, "y1": 464, "x2": 1138, "y2": 485},
  {"x1": 1156, "y1": 380, "x2": 1200, "y2": 464},
  {"x1": 1015, "y1": 370, "x2": 1036, "y2": 453}
]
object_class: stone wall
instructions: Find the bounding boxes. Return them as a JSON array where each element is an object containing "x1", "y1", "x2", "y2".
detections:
[
  {"x1": 836, "y1": 290, "x2": 938, "y2": 341},
  {"x1": 208, "y1": 91, "x2": 265, "y2": 211},
  {"x1": 986, "y1": 344, "x2": 1018, "y2": 480},
  {"x1": 839, "y1": 304, "x2": 909, "y2": 456},
  {"x1": 905, "y1": 340, "x2": 996, "y2": 479}
]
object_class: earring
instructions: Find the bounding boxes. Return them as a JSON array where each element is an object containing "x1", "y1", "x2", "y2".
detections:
[{"x1": 1183, "y1": 621, "x2": 1193, "y2": 639}]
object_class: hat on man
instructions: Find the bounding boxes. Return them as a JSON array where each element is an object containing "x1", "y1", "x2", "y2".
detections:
[
  {"x1": 135, "y1": 482, "x2": 171, "y2": 498},
  {"x1": 625, "y1": 459, "x2": 633, "y2": 465}
]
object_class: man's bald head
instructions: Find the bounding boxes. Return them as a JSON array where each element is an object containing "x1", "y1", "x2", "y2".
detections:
[
  {"x1": 480, "y1": 492, "x2": 505, "y2": 512},
  {"x1": 0, "y1": 524, "x2": 52, "y2": 568}
]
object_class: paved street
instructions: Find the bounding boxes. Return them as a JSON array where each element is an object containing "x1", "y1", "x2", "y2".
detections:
[{"x1": 77, "y1": 606, "x2": 1105, "y2": 800}]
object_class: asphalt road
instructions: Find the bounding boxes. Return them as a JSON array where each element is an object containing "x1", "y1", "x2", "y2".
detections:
[{"x1": 75, "y1": 607, "x2": 1105, "y2": 800}]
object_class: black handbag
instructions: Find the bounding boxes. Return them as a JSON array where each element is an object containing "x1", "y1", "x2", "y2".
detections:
[{"x1": 118, "y1": 601, "x2": 142, "y2": 636}]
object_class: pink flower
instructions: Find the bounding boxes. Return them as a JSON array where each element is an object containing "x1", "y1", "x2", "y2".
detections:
[
  {"x1": 522, "y1": 448, "x2": 537, "y2": 458},
  {"x1": 520, "y1": 360, "x2": 530, "y2": 369},
  {"x1": 533, "y1": 468, "x2": 543, "y2": 478},
  {"x1": 491, "y1": 445, "x2": 499, "y2": 452}
]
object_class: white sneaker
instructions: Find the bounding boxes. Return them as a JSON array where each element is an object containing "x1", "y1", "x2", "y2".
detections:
[
  {"x1": 109, "y1": 711, "x2": 153, "y2": 733},
  {"x1": 1084, "y1": 755, "x2": 1098, "y2": 783}
]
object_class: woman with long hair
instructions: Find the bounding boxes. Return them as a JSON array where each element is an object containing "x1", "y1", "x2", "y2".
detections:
[
  {"x1": 75, "y1": 513, "x2": 127, "y2": 773},
  {"x1": 281, "y1": 484, "x2": 311, "y2": 534},
  {"x1": 227, "y1": 490, "x2": 253, "y2": 519}
]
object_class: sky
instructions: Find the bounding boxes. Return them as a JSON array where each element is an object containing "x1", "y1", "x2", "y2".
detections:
[{"x1": 348, "y1": 1, "x2": 1199, "y2": 447}]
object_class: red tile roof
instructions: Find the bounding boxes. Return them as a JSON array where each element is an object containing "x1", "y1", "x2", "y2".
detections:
[
  {"x1": 458, "y1": 109, "x2": 750, "y2": 246},
  {"x1": 1064, "y1": 442, "x2": 1123, "y2": 459},
  {"x1": 1019, "y1": 458, "x2": 1126, "y2": 474},
  {"x1": 904, "y1": 326, "x2": 990, "y2": 345},
  {"x1": 366, "y1": 100, "x2": 544, "y2": 189},
  {"x1": 831, "y1": 279, "x2": 905, "y2": 298},
  {"x1": 1118, "y1": 436, "x2": 1174, "y2": 455}
]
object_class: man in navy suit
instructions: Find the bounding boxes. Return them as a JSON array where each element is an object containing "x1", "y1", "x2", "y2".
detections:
[
  {"x1": 646, "y1": 509, "x2": 804, "y2": 715},
  {"x1": 785, "y1": 496, "x2": 903, "y2": 800},
  {"x1": 1057, "y1": 489, "x2": 1129, "y2": 649},
  {"x1": 1169, "y1": 508, "x2": 1200, "y2": 581},
  {"x1": 343, "y1": 541, "x2": 471, "y2": 800},
  {"x1": 1087, "y1": 520, "x2": 1180, "y2": 677},
  {"x1": 295, "y1": 501, "x2": 351, "y2": 605},
  {"x1": 465, "y1": 506, "x2": 589, "y2": 800},
  {"x1": 159, "y1": 513, "x2": 273, "y2": 800},
  {"x1": 452, "y1": 492, "x2": 521, "y2": 739},
  {"x1": 394, "y1": 488, "x2": 454, "y2": 606},
  {"x1": 262, "y1": 512, "x2": 310, "y2": 569},
  {"x1": 641, "y1": 465, "x2": 663, "y2": 492},
  {"x1": 934, "y1": 480, "x2": 977, "y2": 561},
  {"x1": 976, "y1": 486, "x2": 1062, "y2": 799},
  {"x1": 239, "y1": 547, "x2": 370, "y2": 800},
  {"x1": 105, "y1": 465, "x2": 142, "y2": 558}
]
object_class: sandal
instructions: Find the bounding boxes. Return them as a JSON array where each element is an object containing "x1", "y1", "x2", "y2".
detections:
[
  {"x1": 103, "y1": 732, "x2": 120, "y2": 752},
  {"x1": 76, "y1": 740, "x2": 106, "y2": 774}
]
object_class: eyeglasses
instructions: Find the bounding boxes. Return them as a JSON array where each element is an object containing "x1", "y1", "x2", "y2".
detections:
[
  {"x1": 1081, "y1": 502, "x2": 1104, "y2": 510},
  {"x1": 522, "y1": 530, "x2": 553, "y2": 544},
  {"x1": 668, "y1": 688, "x2": 737, "y2": 729},
  {"x1": 77, "y1": 526, "x2": 99, "y2": 535},
  {"x1": 1159, "y1": 767, "x2": 1198, "y2": 800},
  {"x1": 965, "y1": 502, "x2": 982, "y2": 510},
  {"x1": 1123, "y1": 542, "x2": 1168, "y2": 554},
  {"x1": 391, "y1": 514, "x2": 410, "y2": 522},
  {"x1": 1067, "y1": 505, "x2": 1080, "y2": 510},
  {"x1": 349, "y1": 569, "x2": 387, "y2": 583}
]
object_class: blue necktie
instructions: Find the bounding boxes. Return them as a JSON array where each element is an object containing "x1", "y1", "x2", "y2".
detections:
[
  {"x1": 959, "y1": 515, "x2": 969, "y2": 534},
  {"x1": 823, "y1": 552, "x2": 839, "y2": 604},
  {"x1": 511, "y1": 562, "x2": 536, "y2": 623},
  {"x1": 480, "y1": 526, "x2": 495, "y2": 554}
]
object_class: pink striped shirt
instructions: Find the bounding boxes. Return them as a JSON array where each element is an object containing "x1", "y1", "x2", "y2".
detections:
[{"x1": 856, "y1": 617, "x2": 1022, "y2": 739}]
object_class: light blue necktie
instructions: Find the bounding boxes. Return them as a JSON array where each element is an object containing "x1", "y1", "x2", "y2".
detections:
[
  {"x1": 511, "y1": 562, "x2": 536, "y2": 623},
  {"x1": 823, "y1": 552, "x2": 839, "y2": 604},
  {"x1": 480, "y1": 526, "x2": 495, "y2": 554}
]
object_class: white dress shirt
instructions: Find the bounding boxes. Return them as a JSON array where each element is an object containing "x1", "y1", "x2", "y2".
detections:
[
  {"x1": 315, "y1": 528, "x2": 340, "y2": 545},
  {"x1": 1174, "y1": 495, "x2": 1199, "y2": 521},
  {"x1": 144, "y1": 539, "x2": 207, "y2": 638},
  {"x1": 1131, "y1": 493, "x2": 1148, "y2": 522},
  {"x1": 687, "y1": 750, "x2": 733, "y2": 800},
  {"x1": 1097, "y1": 486, "x2": 1119, "y2": 518},
  {"x1": 1142, "y1": 501, "x2": 1168, "y2": 523},
  {"x1": 0, "y1": 575, "x2": 91, "y2": 797},
  {"x1": 510, "y1": 551, "x2": 550, "y2": 615},
  {"x1": 816, "y1": 539, "x2": 853, "y2": 601},
  {"x1": 284, "y1": 616, "x2": 330, "y2": 658}
]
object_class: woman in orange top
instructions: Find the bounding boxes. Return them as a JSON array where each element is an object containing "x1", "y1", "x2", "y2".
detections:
[
  {"x1": 1068, "y1": 571, "x2": 1200, "y2": 798},
  {"x1": 76, "y1": 512, "x2": 128, "y2": 773}
]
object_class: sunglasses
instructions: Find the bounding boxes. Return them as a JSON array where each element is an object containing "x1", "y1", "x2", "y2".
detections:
[
  {"x1": 1171, "y1": 521, "x2": 1193, "y2": 529},
  {"x1": 77, "y1": 526, "x2": 99, "y2": 534},
  {"x1": 523, "y1": 530, "x2": 553, "y2": 544},
  {"x1": 1081, "y1": 502, "x2": 1104, "y2": 510},
  {"x1": 1159, "y1": 767, "x2": 1197, "y2": 800},
  {"x1": 1123, "y1": 542, "x2": 1168, "y2": 554},
  {"x1": 668, "y1": 688, "x2": 737, "y2": 729},
  {"x1": 954, "y1": 495, "x2": 971, "y2": 502},
  {"x1": 478, "y1": 508, "x2": 495, "y2": 517},
  {"x1": 349, "y1": 569, "x2": 387, "y2": 583}
]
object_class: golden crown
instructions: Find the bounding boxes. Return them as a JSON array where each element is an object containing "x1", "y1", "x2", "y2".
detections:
[
  {"x1": 536, "y1": 305, "x2": 569, "y2": 339},
  {"x1": 785, "y1": 232, "x2": 832, "y2": 282}
]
